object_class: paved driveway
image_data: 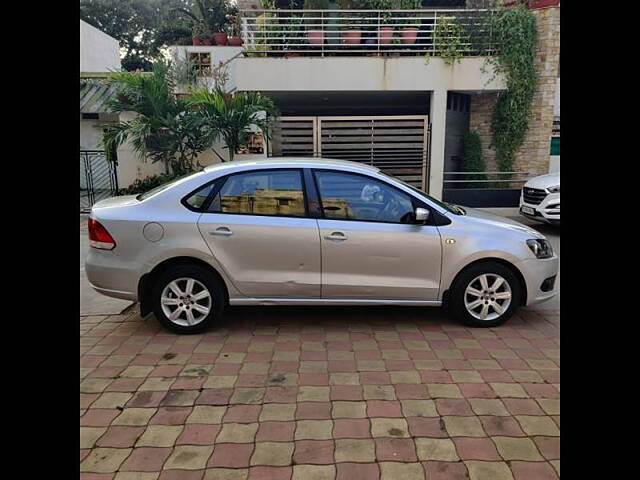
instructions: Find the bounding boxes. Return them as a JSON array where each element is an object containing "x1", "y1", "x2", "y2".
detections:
[{"x1": 80, "y1": 219, "x2": 559, "y2": 480}]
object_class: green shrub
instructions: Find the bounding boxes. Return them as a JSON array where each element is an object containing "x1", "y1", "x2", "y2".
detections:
[
  {"x1": 117, "y1": 172, "x2": 183, "y2": 195},
  {"x1": 462, "y1": 130, "x2": 487, "y2": 188}
]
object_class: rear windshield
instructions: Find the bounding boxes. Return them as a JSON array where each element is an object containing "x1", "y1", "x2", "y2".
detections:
[{"x1": 136, "y1": 172, "x2": 199, "y2": 201}]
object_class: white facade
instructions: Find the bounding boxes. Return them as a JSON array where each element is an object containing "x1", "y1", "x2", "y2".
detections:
[{"x1": 80, "y1": 20, "x2": 121, "y2": 72}]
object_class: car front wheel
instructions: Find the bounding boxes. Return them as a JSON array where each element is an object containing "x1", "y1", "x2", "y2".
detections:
[
  {"x1": 449, "y1": 261, "x2": 522, "y2": 327},
  {"x1": 152, "y1": 265, "x2": 225, "y2": 334}
]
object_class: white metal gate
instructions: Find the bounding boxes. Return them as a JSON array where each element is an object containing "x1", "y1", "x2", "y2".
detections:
[{"x1": 269, "y1": 115, "x2": 430, "y2": 191}]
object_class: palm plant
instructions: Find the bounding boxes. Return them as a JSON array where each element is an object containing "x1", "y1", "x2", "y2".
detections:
[
  {"x1": 101, "y1": 61, "x2": 210, "y2": 175},
  {"x1": 188, "y1": 87, "x2": 278, "y2": 161},
  {"x1": 174, "y1": 0, "x2": 233, "y2": 35}
]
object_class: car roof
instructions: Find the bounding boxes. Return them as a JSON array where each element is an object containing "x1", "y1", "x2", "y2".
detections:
[{"x1": 203, "y1": 157, "x2": 380, "y2": 174}]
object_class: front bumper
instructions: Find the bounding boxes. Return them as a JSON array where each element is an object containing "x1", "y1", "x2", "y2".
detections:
[
  {"x1": 520, "y1": 192, "x2": 560, "y2": 224},
  {"x1": 516, "y1": 255, "x2": 559, "y2": 306}
]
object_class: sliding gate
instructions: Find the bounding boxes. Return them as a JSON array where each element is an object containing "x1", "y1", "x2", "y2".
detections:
[{"x1": 269, "y1": 115, "x2": 430, "y2": 191}]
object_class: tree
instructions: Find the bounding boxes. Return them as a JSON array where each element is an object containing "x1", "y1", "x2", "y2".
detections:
[
  {"x1": 188, "y1": 87, "x2": 278, "y2": 161},
  {"x1": 102, "y1": 61, "x2": 210, "y2": 174},
  {"x1": 80, "y1": 0, "x2": 192, "y2": 71}
]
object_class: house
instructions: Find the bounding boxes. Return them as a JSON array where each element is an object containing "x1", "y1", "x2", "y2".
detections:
[{"x1": 168, "y1": 0, "x2": 559, "y2": 206}]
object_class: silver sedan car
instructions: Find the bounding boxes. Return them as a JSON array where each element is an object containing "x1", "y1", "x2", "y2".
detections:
[{"x1": 86, "y1": 158, "x2": 558, "y2": 333}]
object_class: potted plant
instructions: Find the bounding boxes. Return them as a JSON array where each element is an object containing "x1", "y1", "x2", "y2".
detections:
[
  {"x1": 375, "y1": 0, "x2": 395, "y2": 45},
  {"x1": 304, "y1": 0, "x2": 330, "y2": 45},
  {"x1": 192, "y1": 21, "x2": 211, "y2": 45},
  {"x1": 399, "y1": 0, "x2": 420, "y2": 45},
  {"x1": 339, "y1": 0, "x2": 365, "y2": 45},
  {"x1": 176, "y1": 0, "x2": 233, "y2": 46},
  {"x1": 227, "y1": 12, "x2": 244, "y2": 46}
]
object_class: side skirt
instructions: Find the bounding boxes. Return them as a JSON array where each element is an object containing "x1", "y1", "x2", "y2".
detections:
[{"x1": 229, "y1": 298, "x2": 442, "y2": 307}]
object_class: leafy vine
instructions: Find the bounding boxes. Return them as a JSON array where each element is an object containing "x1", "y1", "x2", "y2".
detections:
[{"x1": 487, "y1": 2, "x2": 537, "y2": 172}]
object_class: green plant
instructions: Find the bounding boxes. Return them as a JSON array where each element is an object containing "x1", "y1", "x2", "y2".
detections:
[
  {"x1": 400, "y1": 0, "x2": 421, "y2": 27},
  {"x1": 101, "y1": 61, "x2": 210, "y2": 175},
  {"x1": 174, "y1": 0, "x2": 233, "y2": 35},
  {"x1": 170, "y1": 54, "x2": 199, "y2": 88},
  {"x1": 117, "y1": 172, "x2": 183, "y2": 195},
  {"x1": 303, "y1": 0, "x2": 330, "y2": 28},
  {"x1": 373, "y1": 0, "x2": 395, "y2": 26},
  {"x1": 188, "y1": 87, "x2": 279, "y2": 161},
  {"x1": 430, "y1": 16, "x2": 466, "y2": 65},
  {"x1": 487, "y1": 3, "x2": 537, "y2": 172},
  {"x1": 191, "y1": 20, "x2": 210, "y2": 39},
  {"x1": 462, "y1": 131, "x2": 487, "y2": 188}
]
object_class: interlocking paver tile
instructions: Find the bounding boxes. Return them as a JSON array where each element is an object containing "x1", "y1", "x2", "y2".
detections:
[
  {"x1": 514, "y1": 416, "x2": 560, "y2": 436},
  {"x1": 217, "y1": 423, "x2": 259, "y2": 443},
  {"x1": 295, "y1": 420, "x2": 334, "y2": 440},
  {"x1": 336, "y1": 463, "x2": 379, "y2": 480},
  {"x1": 176, "y1": 424, "x2": 221, "y2": 445},
  {"x1": 136, "y1": 425, "x2": 183, "y2": 447},
  {"x1": 375, "y1": 438, "x2": 417, "y2": 462},
  {"x1": 96, "y1": 426, "x2": 145, "y2": 448},
  {"x1": 208, "y1": 444, "x2": 255, "y2": 468},
  {"x1": 80, "y1": 448, "x2": 132, "y2": 473},
  {"x1": 465, "y1": 461, "x2": 514, "y2": 480},
  {"x1": 469, "y1": 398, "x2": 510, "y2": 416},
  {"x1": 80, "y1": 427, "x2": 108, "y2": 449},
  {"x1": 120, "y1": 447, "x2": 172, "y2": 472},
  {"x1": 251, "y1": 442, "x2": 294, "y2": 466},
  {"x1": 510, "y1": 461, "x2": 558, "y2": 479},
  {"x1": 414, "y1": 438, "x2": 458, "y2": 461},
  {"x1": 334, "y1": 439, "x2": 376, "y2": 462},
  {"x1": 293, "y1": 440, "x2": 335, "y2": 464},
  {"x1": 379, "y1": 462, "x2": 424, "y2": 480},
  {"x1": 493, "y1": 436, "x2": 544, "y2": 461},
  {"x1": 292, "y1": 464, "x2": 336, "y2": 480},
  {"x1": 81, "y1": 307, "x2": 559, "y2": 480},
  {"x1": 186, "y1": 406, "x2": 226, "y2": 424},
  {"x1": 454, "y1": 437, "x2": 501, "y2": 460},
  {"x1": 443, "y1": 416, "x2": 486, "y2": 437},
  {"x1": 370, "y1": 418, "x2": 409, "y2": 438}
]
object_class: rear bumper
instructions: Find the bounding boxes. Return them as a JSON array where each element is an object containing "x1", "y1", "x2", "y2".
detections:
[
  {"x1": 516, "y1": 255, "x2": 559, "y2": 306},
  {"x1": 85, "y1": 249, "x2": 140, "y2": 302}
]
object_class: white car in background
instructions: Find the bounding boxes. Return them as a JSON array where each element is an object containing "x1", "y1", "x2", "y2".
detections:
[{"x1": 519, "y1": 172, "x2": 560, "y2": 225}]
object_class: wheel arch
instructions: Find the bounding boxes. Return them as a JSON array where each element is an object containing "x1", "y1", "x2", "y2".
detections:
[
  {"x1": 441, "y1": 257, "x2": 527, "y2": 308},
  {"x1": 138, "y1": 256, "x2": 230, "y2": 317}
]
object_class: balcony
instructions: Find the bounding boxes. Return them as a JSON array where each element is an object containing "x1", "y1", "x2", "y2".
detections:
[{"x1": 240, "y1": 8, "x2": 495, "y2": 57}]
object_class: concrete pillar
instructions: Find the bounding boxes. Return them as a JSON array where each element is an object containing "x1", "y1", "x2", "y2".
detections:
[{"x1": 428, "y1": 89, "x2": 447, "y2": 200}]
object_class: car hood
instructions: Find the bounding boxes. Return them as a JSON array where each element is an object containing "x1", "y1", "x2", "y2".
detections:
[
  {"x1": 524, "y1": 172, "x2": 560, "y2": 190},
  {"x1": 459, "y1": 207, "x2": 544, "y2": 238}
]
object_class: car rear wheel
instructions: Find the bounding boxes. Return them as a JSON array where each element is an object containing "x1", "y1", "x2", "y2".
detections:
[
  {"x1": 152, "y1": 265, "x2": 225, "y2": 334},
  {"x1": 449, "y1": 261, "x2": 522, "y2": 327}
]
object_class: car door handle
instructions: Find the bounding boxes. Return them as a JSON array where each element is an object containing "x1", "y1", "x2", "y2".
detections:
[
  {"x1": 324, "y1": 231, "x2": 347, "y2": 241},
  {"x1": 210, "y1": 227, "x2": 233, "y2": 236}
]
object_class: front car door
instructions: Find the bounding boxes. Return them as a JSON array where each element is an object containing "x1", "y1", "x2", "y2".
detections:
[
  {"x1": 313, "y1": 169, "x2": 442, "y2": 301},
  {"x1": 196, "y1": 168, "x2": 321, "y2": 298}
]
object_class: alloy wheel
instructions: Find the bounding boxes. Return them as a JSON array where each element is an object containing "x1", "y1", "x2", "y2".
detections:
[
  {"x1": 464, "y1": 273, "x2": 512, "y2": 321},
  {"x1": 160, "y1": 277, "x2": 212, "y2": 326}
]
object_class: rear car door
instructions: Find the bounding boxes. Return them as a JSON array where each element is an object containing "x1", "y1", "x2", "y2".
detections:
[
  {"x1": 313, "y1": 169, "x2": 442, "y2": 301},
  {"x1": 196, "y1": 168, "x2": 321, "y2": 298}
]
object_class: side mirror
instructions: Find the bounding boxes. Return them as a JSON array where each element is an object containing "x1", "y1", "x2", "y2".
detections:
[{"x1": 415, "y1": 207, "x2": 429, "y2": 224}]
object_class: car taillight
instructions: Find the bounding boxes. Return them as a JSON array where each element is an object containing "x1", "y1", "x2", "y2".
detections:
[{"x1": 88, "y1": 218, "x2": 116, "y2": 250}]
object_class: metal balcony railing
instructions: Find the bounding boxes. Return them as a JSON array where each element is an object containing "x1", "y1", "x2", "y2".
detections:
[{"x1": 240, "y1": 9, "x2": 495, "y2": 56}]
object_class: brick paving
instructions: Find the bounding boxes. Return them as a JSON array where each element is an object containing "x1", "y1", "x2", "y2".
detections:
[{"x1": 80, "y1": 305, "x2": 559, "y2": 479}]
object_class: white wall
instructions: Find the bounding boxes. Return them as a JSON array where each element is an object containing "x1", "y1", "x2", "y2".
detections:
[
  {"x1": 80, "y1": 20, "x2": 121, "y2": 72},
  {"x1": 169, "y1": 46, "x2": 243, "y2": 92},
  {"x1": 235, "y1": 57, "x2": 505, "y2": 92}
]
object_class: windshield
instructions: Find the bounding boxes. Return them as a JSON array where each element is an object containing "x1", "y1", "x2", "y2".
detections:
[
  {"x1": 136, "y1": 172, "x2": 200, "y2": 201},
  {"x1": 380, "y1": 172, "x2": 465, "y2": 215}
]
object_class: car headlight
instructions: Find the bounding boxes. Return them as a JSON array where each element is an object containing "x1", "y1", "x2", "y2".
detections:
[
  {"x1": 547, "y1": 185, "x2": 560, "y2": 193},
  {"x1": 526, "y1": 239, "x2": 553, "y2": 259}
]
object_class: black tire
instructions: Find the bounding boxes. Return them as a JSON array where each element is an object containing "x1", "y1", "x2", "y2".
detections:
[
  {"x1": 448, "y1": 261, "x2": 522, "y2": 328},
  {"x1": 151, "y1": 264, "x2": 225, "y2": 334}
]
